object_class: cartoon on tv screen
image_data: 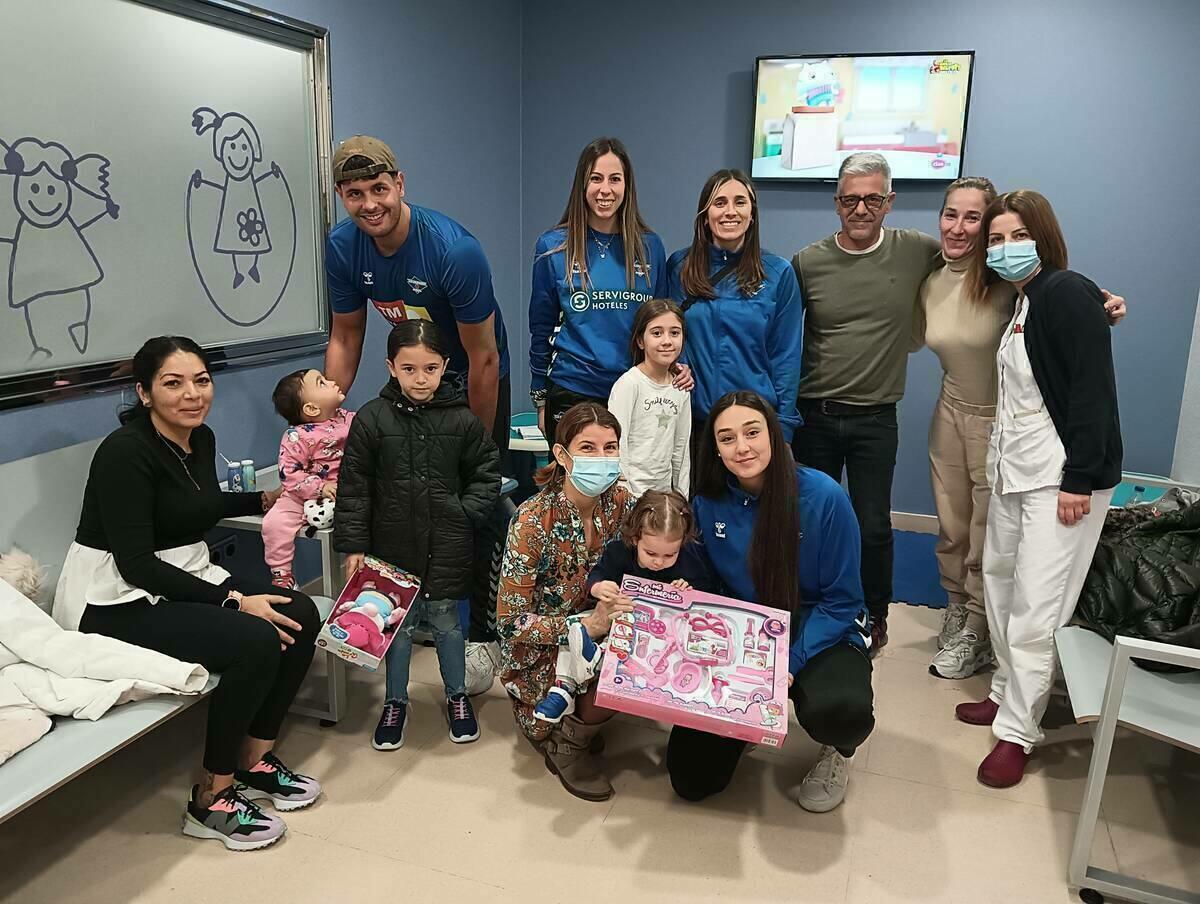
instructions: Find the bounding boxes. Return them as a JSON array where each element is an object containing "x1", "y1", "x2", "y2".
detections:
[{"x1": 751, "y1": 52, "x2": 974, "y2": 182}]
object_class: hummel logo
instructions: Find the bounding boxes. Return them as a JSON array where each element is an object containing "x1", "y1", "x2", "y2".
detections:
[
  {"x1": 406, "y1": 276, "x2": 427, "y2": 294},
  {"x1": 634, "y1": 262, "x2": 649, "y2": 279},
  {"x1": 714, "y1": 521, "x2": 726, "y2": 539},
  {"x1": 363, "y1": 272, "x2": 374, "y2": 286}
]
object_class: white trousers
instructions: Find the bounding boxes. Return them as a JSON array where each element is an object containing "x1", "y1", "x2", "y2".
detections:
[{"x1": 983, "y1": 485, "x2": 1112, "y2": 750}]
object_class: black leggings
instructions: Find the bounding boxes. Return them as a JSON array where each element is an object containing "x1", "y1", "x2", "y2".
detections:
[
  {"x1": 79, "y1": 581, "x2": 320, "y2": 775},
  {"x1": 667, "y1": 642, "x2": 875, "y2": 802}
]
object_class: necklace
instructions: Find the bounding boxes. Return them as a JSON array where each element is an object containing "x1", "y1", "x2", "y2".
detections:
[
  {"x1": 155, "y1": 430, "x2": 201, "y2": 492},
  {"x1": 591, "y1": 232, "x2": 616, "y2": 259}
]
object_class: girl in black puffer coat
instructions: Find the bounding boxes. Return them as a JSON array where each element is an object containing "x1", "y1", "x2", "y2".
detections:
[{"x1": 335, "y1": 320, "x2": 500, "y2": 750}]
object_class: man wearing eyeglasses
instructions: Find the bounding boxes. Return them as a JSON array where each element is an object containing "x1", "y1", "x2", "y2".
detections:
[{"x1": 791, "y1": 152, "x2": 941, "y2": 655}]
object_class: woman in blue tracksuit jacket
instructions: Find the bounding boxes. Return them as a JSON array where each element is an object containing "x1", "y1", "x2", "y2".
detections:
[
  {"x1": 668, "y1": 169, "x2": 803, "y2": 444},
  {"x1": 668, "y1": 391, "x2": 874, "y2": 814},
  {"x1": 528, "y1": 137, "x2": 669, "y2": 447}
]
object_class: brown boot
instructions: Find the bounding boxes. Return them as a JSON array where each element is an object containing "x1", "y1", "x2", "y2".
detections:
[{"x1": 542, "y1": 715, "x2": 613, "y2": 802}]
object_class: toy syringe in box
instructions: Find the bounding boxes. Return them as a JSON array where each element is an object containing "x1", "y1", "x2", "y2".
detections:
[
  {"x1": 594, "y1": 575, "x2": 791, "y2": 747},
  {"x1": 316, "y1": 555, "x2": 421, "y2": 672}
]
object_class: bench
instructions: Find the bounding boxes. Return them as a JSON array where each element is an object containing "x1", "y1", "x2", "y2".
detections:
[
  {"x1": 0, "y1": 439, "x2": 339, "y2": 825},
  {"x1": 1055, "y1": 626, "x2": 1200, "y2": 904}
]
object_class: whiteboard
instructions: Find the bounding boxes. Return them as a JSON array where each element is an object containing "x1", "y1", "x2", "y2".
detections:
[{"x1": 0, "y1": 0, "x2": 332, "y2": 406}]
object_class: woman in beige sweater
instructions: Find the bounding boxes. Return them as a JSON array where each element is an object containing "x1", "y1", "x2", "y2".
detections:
[{"x1": 913, "y1": 178, "x2": 1125, "y2": 680}]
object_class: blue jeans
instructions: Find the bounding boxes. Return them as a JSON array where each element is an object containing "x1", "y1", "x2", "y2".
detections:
[{"x1": 384, "y1": 598, "x2": 466, "y2": 703}]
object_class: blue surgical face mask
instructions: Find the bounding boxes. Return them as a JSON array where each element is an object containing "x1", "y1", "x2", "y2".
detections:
[
  {"x1": 986, "y1": 240, "x2": 1041, "y2": 282},
  {"x1": 562, "y1": 451, "x2": 621, "y2": 497}
]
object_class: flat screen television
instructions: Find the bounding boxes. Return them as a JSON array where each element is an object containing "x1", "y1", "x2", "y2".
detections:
[{"x1": 751, "y1": 51, "x2": 975, "y2": 183}]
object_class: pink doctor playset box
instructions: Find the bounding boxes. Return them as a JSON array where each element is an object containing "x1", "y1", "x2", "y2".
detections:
[
  {"x1": 594, "y1": 575, "x2": 791, "y2": 747},
  {"x1": 316, "y1": 556, "x2": 421, "y2": 671}
]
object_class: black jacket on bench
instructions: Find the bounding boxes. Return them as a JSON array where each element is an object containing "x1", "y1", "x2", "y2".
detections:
[{"x1": 74, "y1": 415, "x2": 263, "y2": 605}]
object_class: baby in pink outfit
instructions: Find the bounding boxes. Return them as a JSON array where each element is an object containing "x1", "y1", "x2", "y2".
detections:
[{"x1": 265, "y1": 369, "x2": 356, "y2": 589}]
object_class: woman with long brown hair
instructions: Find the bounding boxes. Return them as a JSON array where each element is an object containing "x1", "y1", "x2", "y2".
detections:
[
  {"x1": 668, "y1": 169, "x2": 803, "y2": 445},
  {"x1": 527, "y1": 138, "x2": 673, "y2": 447},
  {"x1": 668, "y1": 392, "x2": 873, "y2": 814},
  {"x1": 953, "y1": 190, "x2": 1122, "y2": 789},
  {"x1": 496, "y1": 402, "x2": 635, "y2": 801}
]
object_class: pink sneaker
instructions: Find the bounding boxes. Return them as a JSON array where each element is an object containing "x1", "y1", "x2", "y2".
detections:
[
  {"x1": 978, "y1": 740, "x2": 1029, "y2": 788},
  {"x1": 955, "y1": 698, "x2": 999, "y2": 726}
]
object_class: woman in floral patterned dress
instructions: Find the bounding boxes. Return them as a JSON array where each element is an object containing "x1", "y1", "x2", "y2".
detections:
[{"x1": 497, "y1": 402, "x2": 634, "y2": 801}]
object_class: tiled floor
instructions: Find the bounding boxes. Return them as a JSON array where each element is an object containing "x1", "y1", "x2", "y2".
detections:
[{"x1": 2, "y1": 604, "x2": 1197, "y2": 903}]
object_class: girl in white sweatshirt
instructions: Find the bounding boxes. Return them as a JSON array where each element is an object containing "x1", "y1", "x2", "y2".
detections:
[{"x1": 607, "y1": 299, "x2": 691, "y2": 497}]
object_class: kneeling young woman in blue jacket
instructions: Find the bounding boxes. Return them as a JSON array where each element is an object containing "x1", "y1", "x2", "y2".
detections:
[{"x1": 668, "y1": 391, "x2": 873, "y2": 814}]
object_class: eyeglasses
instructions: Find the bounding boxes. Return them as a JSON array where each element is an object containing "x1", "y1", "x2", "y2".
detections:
[{"x1": 835, "y1": 193, "x2": 888, "y2": 212}]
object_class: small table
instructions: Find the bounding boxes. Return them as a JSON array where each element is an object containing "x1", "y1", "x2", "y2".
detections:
[
  {"x1": 1056, "y1": 627, "x2": 1200, "y2": 904},
  {"x1": 510, "y1": 411, "x2": 549, "y2": 454}
]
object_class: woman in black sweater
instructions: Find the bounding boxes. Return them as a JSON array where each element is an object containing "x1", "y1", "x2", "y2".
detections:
[
  {"x1": 57, "y1": 336, "x2": 321, "y2": 851},
  {"x1": 956, "y1": 191, "x2": 1122, "y2": 789}
]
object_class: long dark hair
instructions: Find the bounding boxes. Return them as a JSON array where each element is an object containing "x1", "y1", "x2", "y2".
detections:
[
  {"x1": 535, "y1": 402, "x2": 621, "y2": 488},
  {"x1": 680, "y1": 169, "x2": 766, "y2": 300},
  {"x1": 549, "y1": 137, "x2": 651, "y2": 291},
  {"x1": 695, "y1": 391, "x2": 800, "y2": 615},
  {"x1": 118, "y1": 336, "x2": 210, "y2": 424}
]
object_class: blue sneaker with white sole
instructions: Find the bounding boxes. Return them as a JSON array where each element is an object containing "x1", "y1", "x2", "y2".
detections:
[{"x1": 533, "y1": 685, "x2": 576, "y2": 723}]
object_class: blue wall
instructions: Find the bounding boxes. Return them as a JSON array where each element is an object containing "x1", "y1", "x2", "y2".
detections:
[
  {"x1": 519, "y1": 0, "x2": 1200, "y2": 513},
  {"x1": 5, "y1": 0, "x2": 1200, "y2": 523},
  {"x1": 0, "y1": 0, "x2": 524, "y2": 470}
]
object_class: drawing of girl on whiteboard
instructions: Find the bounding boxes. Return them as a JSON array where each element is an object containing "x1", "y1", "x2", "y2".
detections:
[
  {"x1": 190, "y1": 108, "x2": 281, "y2": 289},
  {"x1": 0, "y1": 136, "x2": 119, "y2": 360}
]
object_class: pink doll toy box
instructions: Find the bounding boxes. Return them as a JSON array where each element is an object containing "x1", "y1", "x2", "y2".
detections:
[
  {"x1": 316, "y1": 556, "x2": 421, "y2": 671},
  {"x1": 595, "y1": 575, "x2": 791, "y2": 747}
]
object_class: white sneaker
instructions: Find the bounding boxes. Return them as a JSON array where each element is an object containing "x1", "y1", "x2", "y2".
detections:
[
  {"x1": 929, "y1": 630, "x2": 993, "y2": 680},
  {"x1": 938, "y1": 601, "x2": 969, "y2": 649},
  {"x1": 465, "y1": 641, "x2": 500, "y2": 696},
  {"x1": 796, "y1": 745, "x2": 850, "y2": 813}
]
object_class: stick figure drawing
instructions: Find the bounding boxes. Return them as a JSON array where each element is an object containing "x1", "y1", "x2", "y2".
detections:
[
  {"x1": 185, "y1": 106, "x2": 297, "y2": 327},
  {"x1": 0, "y1": 136, "x2": 119, "y2": 360},
  {"x1": 189, "y1": 107, "x2": 279, "y2": 289}
]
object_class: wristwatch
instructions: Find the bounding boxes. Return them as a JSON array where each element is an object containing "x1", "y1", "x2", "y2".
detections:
[{"x1": 221, "y1": 593, "x2": 242, "y2": 611}]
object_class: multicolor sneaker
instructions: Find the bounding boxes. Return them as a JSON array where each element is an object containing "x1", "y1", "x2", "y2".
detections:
[
  {"x1": 270, "y1": 570, "x2": 297, "y2": 591},
  {"x1": 373, "y1": 699, "x2": 407, "y2": 750},
  {"x1": 447, "y1": 693, "x2": 480, "y2": 743},
  {"x1": 182, "y1": 784, "x2": 285, "y2": 851},
  {"x1": 234, "y1": 752, "x2": 321, "y2": 811}
]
